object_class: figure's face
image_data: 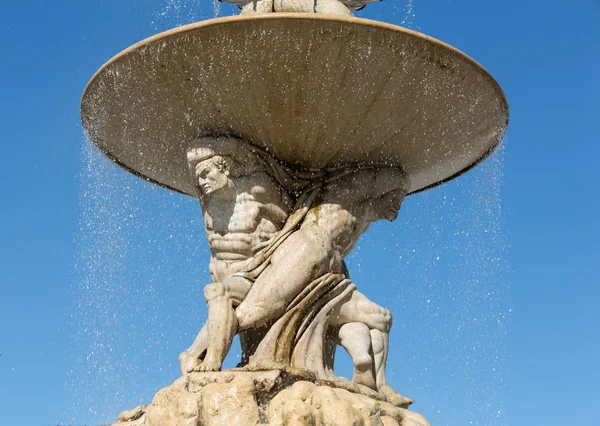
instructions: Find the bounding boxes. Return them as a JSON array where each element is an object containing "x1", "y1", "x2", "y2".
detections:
[
  {"x1": 371, "y1": 190, "x2": 405, "y2": 222},
  {"x1": 195, "y1": 158, "x2": 230, "y2": 195}
]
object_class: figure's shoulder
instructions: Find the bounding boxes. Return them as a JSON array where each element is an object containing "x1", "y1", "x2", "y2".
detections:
[
  {"x1": 247, "y1": 173, "x2": 290, "y2": 202},
  {"x1": 322, "y1": 169, "x2": 376, "y2": 202}
]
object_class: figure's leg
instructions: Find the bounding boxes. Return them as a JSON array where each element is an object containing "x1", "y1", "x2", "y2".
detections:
[
  {"x1": 338, "y1": 322, "x2": 377, "y2": 389},
  {"x1": 179, "y1": 324, "x2": 209, "y2": 374},
  {"x1": 370, "y1": 329, "x2": 387, "y2": 386},
  {"x1": 331, "y1": 291, "x2": 387, "y2": 389},
  {"x1": 236, "y1": 232, "x2": 330, "y2": 330},
  {"x1": 332, "y1": 290, "x2": 392, "y2": 337},
  {"x1": 241, "y1": 0, "x2": 274, "y2": 13},
  {"x1": 332, "y1": 290, "x2": 412, "y2": 406},
  {"x1": 370, "y1": 329, "x2": 413, "y2": 407},
  {"x1": 199, "y1": 277, "x2": 252, "y2": 371}
]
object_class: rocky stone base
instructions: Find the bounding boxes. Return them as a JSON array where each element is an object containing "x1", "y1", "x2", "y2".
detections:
[{"x1": 113, "y1": 367, "x2": 430, "y2": 426}]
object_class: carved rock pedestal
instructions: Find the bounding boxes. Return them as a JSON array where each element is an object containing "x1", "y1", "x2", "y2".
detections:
[{"x1": 114, "y1": 367, "x2": 429, "y2": 426}]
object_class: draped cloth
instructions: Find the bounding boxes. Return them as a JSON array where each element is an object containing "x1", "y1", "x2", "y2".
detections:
[
  {"x1": 231, "y1": 160, "x2": 362, "y2": 378},
  {"x1": 189, "y1": 137, "x2": 385, "y2": 377},
  {"x1": 248, "y1": 273, "x2": 355, "y2": 378}
]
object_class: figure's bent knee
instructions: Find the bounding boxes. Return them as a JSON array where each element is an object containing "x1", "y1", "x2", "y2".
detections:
[
  {"x1": 370, "y1": 329, "x2": 385, "y2": 354},
  {"x1": 368, "y1": 307, "x2": 392, "y2": 333},
  {"x1": 236, "y1": 305, "x2": 265, "y2": 330},
  {"x1": 339, "y1": 322, "x2": 370, "y2": 342},
  {"x1": 204, "y1": 282, "x2": 227, "y2": 301},
  {"x1": 383, "y1": 308, "x2": 392, "y2": 332},
  {"x1": 236, "y1": 306, "x2": 261, "y2": 331},
  {"x1": 236, "y1": 300, "x2": 281, "y2": 331}
]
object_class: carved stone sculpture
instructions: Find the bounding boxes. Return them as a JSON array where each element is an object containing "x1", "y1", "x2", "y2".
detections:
[
  {"x1": 179, "y1": 137, "x2": 294, "y2": 374},
  {"x1": 178, "y1": 136, "x2": 412, "y2": 406},
  {"x1": 80, "y1": 5, "x2": 508, "y2": 425},
  {"x1": 222, "y1": 0, "x2": 380, "y2": 16}
]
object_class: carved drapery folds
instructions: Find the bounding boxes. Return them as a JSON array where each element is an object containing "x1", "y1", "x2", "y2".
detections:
[{"x1": 179, "y1": 136, "x2": 415, "y2": 410}]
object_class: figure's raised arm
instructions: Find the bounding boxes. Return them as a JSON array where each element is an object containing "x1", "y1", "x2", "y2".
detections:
[
  {"x1": 251, "y1": 176, "x2": 293, "y2": 228},
  {"x1": 369, "y1": 167, "x2": 411, "y2": 199},
  {"x1": 326, "y1": 167, "x2": 410, "y2": 204}
]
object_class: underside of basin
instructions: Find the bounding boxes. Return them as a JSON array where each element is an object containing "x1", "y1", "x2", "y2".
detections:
[{"x1": 81, "y1": 13, "x2": 508, "y2": 196}]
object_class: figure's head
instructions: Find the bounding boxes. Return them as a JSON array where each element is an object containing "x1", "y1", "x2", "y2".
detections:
[
  {"x1": 367, "y1": 167, "x2": 411, "y2": 222},
  {"x1": 370, "y1": 189, "x2": 405, "y2": 222},
  {"x1": 186, "y1": 136, "x2": 265, "y2": 196},
  {"x1": 194, "y1": 155, "x2": 233, "y2": 195}
]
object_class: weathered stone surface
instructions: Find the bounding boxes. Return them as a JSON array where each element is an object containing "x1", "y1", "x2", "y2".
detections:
[
  {"x1": 202, "y1": 375, "x2": 260, "y2": 426},
  {"x1": 112, "y1": 370, "x2": 429, "y2": 426},
  {"x1": 380, "y1": 416, "x2": 401, "y2": 426},
  {"x1": 311, "y1": 386, "x2": 364, "y2": 426},
  {"x1": 118, "y1": 405, "x2": 147, "y2": 423},
  {"x1": 280, "y1": 400, "x2": 315, "y2": 426},
  {"x1": 267, "y1": 380, "x2": 318, "y2": 424},
  {"x1": 141, "y1": 377, "x2": 198, "y2": 426},
  {"x1": 333, "y1": 388, "x2": 382, "y2": 425}
]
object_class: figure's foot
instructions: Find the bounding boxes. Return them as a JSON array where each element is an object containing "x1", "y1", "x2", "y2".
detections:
[
  {"x1": 354, "y1": 368, "x2": 377, "y2": 390},
  {"x1": 179, "y1": 350, "x2": 203, "y2": 375},
  {"x1": 379, "y1": 384, "x2": 414, "y2": 408},
  {"x1": 197, "y1": 356, "x2": 222, "y2": 372}
]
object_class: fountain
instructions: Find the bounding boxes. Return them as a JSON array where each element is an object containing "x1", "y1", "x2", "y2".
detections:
[{"x1": 81, "y1": 2, "x2": 508, "y2": 425}]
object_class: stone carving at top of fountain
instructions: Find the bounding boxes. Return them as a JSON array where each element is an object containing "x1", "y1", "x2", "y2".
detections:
[
  {"x1": 223, "y1": 0, "x2": 379, "y2": 15},
  {"x1": 81, "y1": 5, "x2": 508, "y2": 426}
]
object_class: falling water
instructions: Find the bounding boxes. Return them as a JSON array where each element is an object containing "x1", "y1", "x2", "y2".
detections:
[
  {"x1": 67, "y1": 140, "x2": 208, "y2": 424},
  {"x1": 68, "y1": 1, "x2": 511, "y2": 425},
  {"x1": 348, "y1": 144, "x2": 510, "y2": 425},
  {"x1": 152, "y1": 0, "x2": 211, "y2": 28},
  {"x1": 400, "y1": 0, "x2": 416, "y2": 28}
]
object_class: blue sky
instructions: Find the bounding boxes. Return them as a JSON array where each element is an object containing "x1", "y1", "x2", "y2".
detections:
[{"x1": 0, "y1": 1, "x2": 598, "y2": 425}]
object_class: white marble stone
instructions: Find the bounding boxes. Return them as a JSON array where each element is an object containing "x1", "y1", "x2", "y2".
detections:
[
  {"x1": 113, "y1": 369, "x2": 429, "y2": 426},
  {"x1": 179, "y1": 136, "x2": 412, "y2": 409},
  {"x1": 222, "y1": 0, "x2": 380, "y2": 16}
]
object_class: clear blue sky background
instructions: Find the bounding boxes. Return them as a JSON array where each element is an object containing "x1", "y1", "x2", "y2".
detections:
[{"x1": 0, "y1": 1, "x2": 598, "y2": 425}]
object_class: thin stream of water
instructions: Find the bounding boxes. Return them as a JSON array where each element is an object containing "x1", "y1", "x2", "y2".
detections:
[
  {"x1": 346, "y1": 144, "x2": 510, "y2": 425},
  {"x1": 68, "y1": 141, "x2": 207, "y2": 424}
]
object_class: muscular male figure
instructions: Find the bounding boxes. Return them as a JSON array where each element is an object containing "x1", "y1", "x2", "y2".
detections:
[
  {"x1": 233, "y1": 167, "x2": 410, "y2": 404},
  {"x1": 179, "y1": 138, "x2": 292, "y2": 373}
]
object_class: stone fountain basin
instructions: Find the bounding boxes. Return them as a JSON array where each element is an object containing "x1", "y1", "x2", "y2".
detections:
[{"x1": 81, "y1": 13, "x2": 508, "y2": 196}]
